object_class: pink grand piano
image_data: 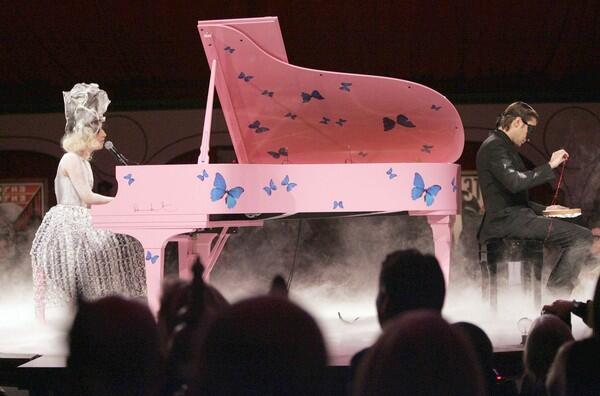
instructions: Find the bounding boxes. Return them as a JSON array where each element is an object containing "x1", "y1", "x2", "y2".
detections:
[{"x1": 92, "y1": 17, "x2": 464, "y2": 314}]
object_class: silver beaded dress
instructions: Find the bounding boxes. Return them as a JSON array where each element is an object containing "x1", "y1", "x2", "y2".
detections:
[{"x1": 30, "y1": 153, "x2": 146, "y2": 309}]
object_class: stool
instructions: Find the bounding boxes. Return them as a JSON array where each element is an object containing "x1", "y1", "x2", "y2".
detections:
[{"x1": 479, "y1": 238, "x2": 543, "y2": 311}]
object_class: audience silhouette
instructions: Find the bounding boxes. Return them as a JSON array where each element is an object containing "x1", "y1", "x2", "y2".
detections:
[
  {"x1": 55, "y1": 246, "x2": 600, "y2": 396},
  {"x1": 193, "y1": 295, "x2": 327, "y2": 396},
  {"x1": 350, "y1": 249, "x2": 446, "y2": 379},
  {"x1": 67, "y1": 295, "x2": 162, "y2": 396},
  {"x1": 353, "y1": 310, "x2": 485, "y2": 396}
]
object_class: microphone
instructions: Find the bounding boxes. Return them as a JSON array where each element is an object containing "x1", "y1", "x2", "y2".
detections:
[{"x1": 104, "y1": 141, "x2": 129, "y2": 165}]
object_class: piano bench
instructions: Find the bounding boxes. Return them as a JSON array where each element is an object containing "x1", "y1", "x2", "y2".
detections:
[{"x1": 479, "y1": 238, "x2": 543, "y2": 312}]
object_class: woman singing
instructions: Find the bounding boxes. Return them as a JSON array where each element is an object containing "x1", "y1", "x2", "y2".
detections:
[{"x1": 30, "y1": 83, "x2": 145, "y2": 319}]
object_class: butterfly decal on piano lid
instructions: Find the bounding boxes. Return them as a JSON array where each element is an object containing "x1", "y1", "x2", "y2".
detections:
[
  {"x1": 124, "y1": 173, "x2": 135, "y2": 186},
  {"x1": 284, "y1": 112, "x2": 297, "y2": 120},
  {"x1": 301, "y1": 90, "x2": 325, "y2": 103},
  {"x1": 335, "y1": 118, "x2": 347, "y2": 126},
  {"x1": 281, "y1": 175, "x2": 297, "y2": 192},
  {"x1": 333, "y1": 200, "x2": 344, "y2": 209},
  {"x1": 238, "y1": 72, "x2": 253, "y2": 82},
  {"x1": 358, "y1": 151, "x2": 368, "y2": 157},
  {"x1": 383, "y1": 114, "x2": 416, "y2": 131},
  {"x1": 320, "y1": 117, "x2": 331, "y2": 125},
  {"x1": 249, "y1": 120, "x2": 270, "y2": 133},
  {"x1": 431, "y1": 104, "x2": 442, "y2": 111},
  {"x1": 386, "y1": 168, "x2": 397, "y2": 180},
  {"x1": 339, "y1": 82, "x2": 352, "y2": 92},
  {"x1": 411, "y1": 172, "x2": 441, "y2": 207},
  {"x1": 421, "y1": 144, "x2": 433, "y2": 153},
  {"x1": 145, "y1": 251, "x2": 159, "y2": 264},
  {"x1": 263, "y1": 179, "x2": 277, "y2": 196},
  {"x1": 451, "y1": 177, "x2": 457, "y2": 192},
  {"x1": 196, "y1": 169, "x2": 209, "y2": 181},
  {"x1": 267, "y1": 147, "x2": 288, "y2": 159},
  {"x1": 224, "y1": 46, "x2": 235, "y2": 54},
  {"x1": 261, "y1": 90, "x2": 274, "y2": 97},
  {"x1": 211, "y1": 172, "x2": 245, "y2": 209}
]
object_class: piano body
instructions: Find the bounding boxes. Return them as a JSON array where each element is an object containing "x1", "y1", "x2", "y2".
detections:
[{"x1": 92, "y1": 17, "x2": 464, "y2": 314}]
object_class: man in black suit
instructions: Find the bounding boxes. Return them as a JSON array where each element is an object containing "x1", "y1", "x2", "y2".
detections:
[{"x1": 477, "y1": 102, "x2": 593, "y2": 296}]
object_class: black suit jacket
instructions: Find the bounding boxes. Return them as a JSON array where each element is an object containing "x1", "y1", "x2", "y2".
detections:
[{"x1": 476, "y1": 130, "x2": 555, "y2": 243}]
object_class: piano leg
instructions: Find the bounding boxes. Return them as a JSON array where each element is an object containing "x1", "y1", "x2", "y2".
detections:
[
  {"x1": 122, "y1": 228, "x2": 194, "y2": 316},
  {"x1": 427, "y1": 215, "x2": 455, "y2": 285},
  {"x1": 144, "y1": 245, "x2": 165, "y2": 316}
]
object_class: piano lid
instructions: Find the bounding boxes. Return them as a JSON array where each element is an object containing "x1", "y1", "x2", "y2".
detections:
[{"x1": 198, "y1": 18, "x2": 464, "y2": 165}]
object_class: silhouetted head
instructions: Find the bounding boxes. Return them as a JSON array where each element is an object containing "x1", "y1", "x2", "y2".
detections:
[
  {"x1": 451, "y1": 322, "x2": 495, "y2": 394},
  {"x1": 67, "y1": 295, "x2": 162, "y2": 396},
  {"x1": 376, "y1": 249, "x2": 445, "y2": 326},
  {"x1": 354, "y1": 310, "x2": 484, "y2": 396},
  {"x1": 195, "y1": 296, "x2": 327, "y2": 395},
  {"x1": 547, "y1": 337, "x2": 600, "y2": 396},
  {"x1": 524, "y1": 314, "x2": 573, "y2": 383}
]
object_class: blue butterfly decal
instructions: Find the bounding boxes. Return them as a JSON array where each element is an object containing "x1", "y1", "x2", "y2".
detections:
[
  {"x1": 358, "y1": 151, "x2": 368, "y2": 157},
  {"x1": 211, "y1": 172, "x2": 245, "y2": 209},
  {"x1": 339, "y1": 82, "x2": 352, "y2": 92},
  {"x1": 333, "y1": 200, "x2": 344, "y2": 209},
  {"x1": 196, "y1": 169, "x2": 209, "y2": 181},
  {"x1": 145, "y1": 251, "x2": 159, "y2": 264},
  {"x1": 261, "y1": 90, "x2": 274, "y2": 97},
  {"x1": 224, "y1": 46, "x2": 235, "y2": 54},
  {"x1": 238, "y1": 72, "x2": 253, "y2": 82},
  {"x1": 249, "y1": 120, "x2": 269, "y2": 133},
  {"x1": 267, "y1": 147, "x2": 288, "y2": 159},
  {"x1": 411, "y1": 172, "x2": 441, "y2": 207},
  {"x1": 451, "y1": 177, "x2": 457, "y2": 192},
  {"x1": 383, "y1": 114, "x2": 416, "y2": 131},
  {"x1": 386, "y1": 168, "x2": 397, "y2": 179},
  {"x1": 431, "y1": 104, "x2": 442, "y2": 111},
  {"x1": 284, "y1": 112, "x2": 297, "y2": 120},
  {"x1": 301, "y1": 90, "x2": 325, "y2": 103},
  {"x1": 335, "y1": 118, "x2": 347, "y2": 126},
  {"x1": 263, "y1": 179, "x2": 277, "y2": 196},
  {"x1": 281, "y1": 175, "x2": 297, "y2": 192},
  {"x1": 320, "y1": 117, "x2": 330, "y2": 125},
  {"x1": 124, "y1": 173, "x2": 135, "y2": 186},
  {"x1": 421, "y1": 144, "x2": 433, "y2": 153}
]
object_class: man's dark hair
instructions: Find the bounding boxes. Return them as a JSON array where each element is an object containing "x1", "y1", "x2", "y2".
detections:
[
  {"x1": 378, "y1": 249, "x2": 446, "y2": 318},
  {"x1": 496, "y1": 101, "x2": 539, "y2": 130}
]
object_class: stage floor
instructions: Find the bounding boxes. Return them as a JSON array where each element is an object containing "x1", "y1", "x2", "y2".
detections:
[
  {"x1": 0, "y1": 276, "x2": 596, "y2": 395},
  {"x1": 0, "y1": 278, "x2": 595, "y2": 368}
]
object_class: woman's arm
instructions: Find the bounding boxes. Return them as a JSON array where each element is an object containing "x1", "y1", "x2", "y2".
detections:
[{"x1": 63, "y1": 153, "x2": 113, "y2": 205}]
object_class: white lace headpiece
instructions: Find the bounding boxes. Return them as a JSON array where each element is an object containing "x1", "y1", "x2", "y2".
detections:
[{"x1": 63, "y1": 83, "x2": 110, "y2": 134}]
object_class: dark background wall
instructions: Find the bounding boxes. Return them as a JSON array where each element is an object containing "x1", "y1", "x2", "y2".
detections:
[{"x1": 2, "y1": 1, "x2": 600, "y2": 113}]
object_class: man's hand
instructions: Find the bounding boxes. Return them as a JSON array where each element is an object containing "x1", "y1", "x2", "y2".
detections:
[
  {"x1": 542, "y1": 299, "x2": 574, "y2": 320},
  {"x1": 549, "y1": 149, "x2": 569, "y2": 169}
]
